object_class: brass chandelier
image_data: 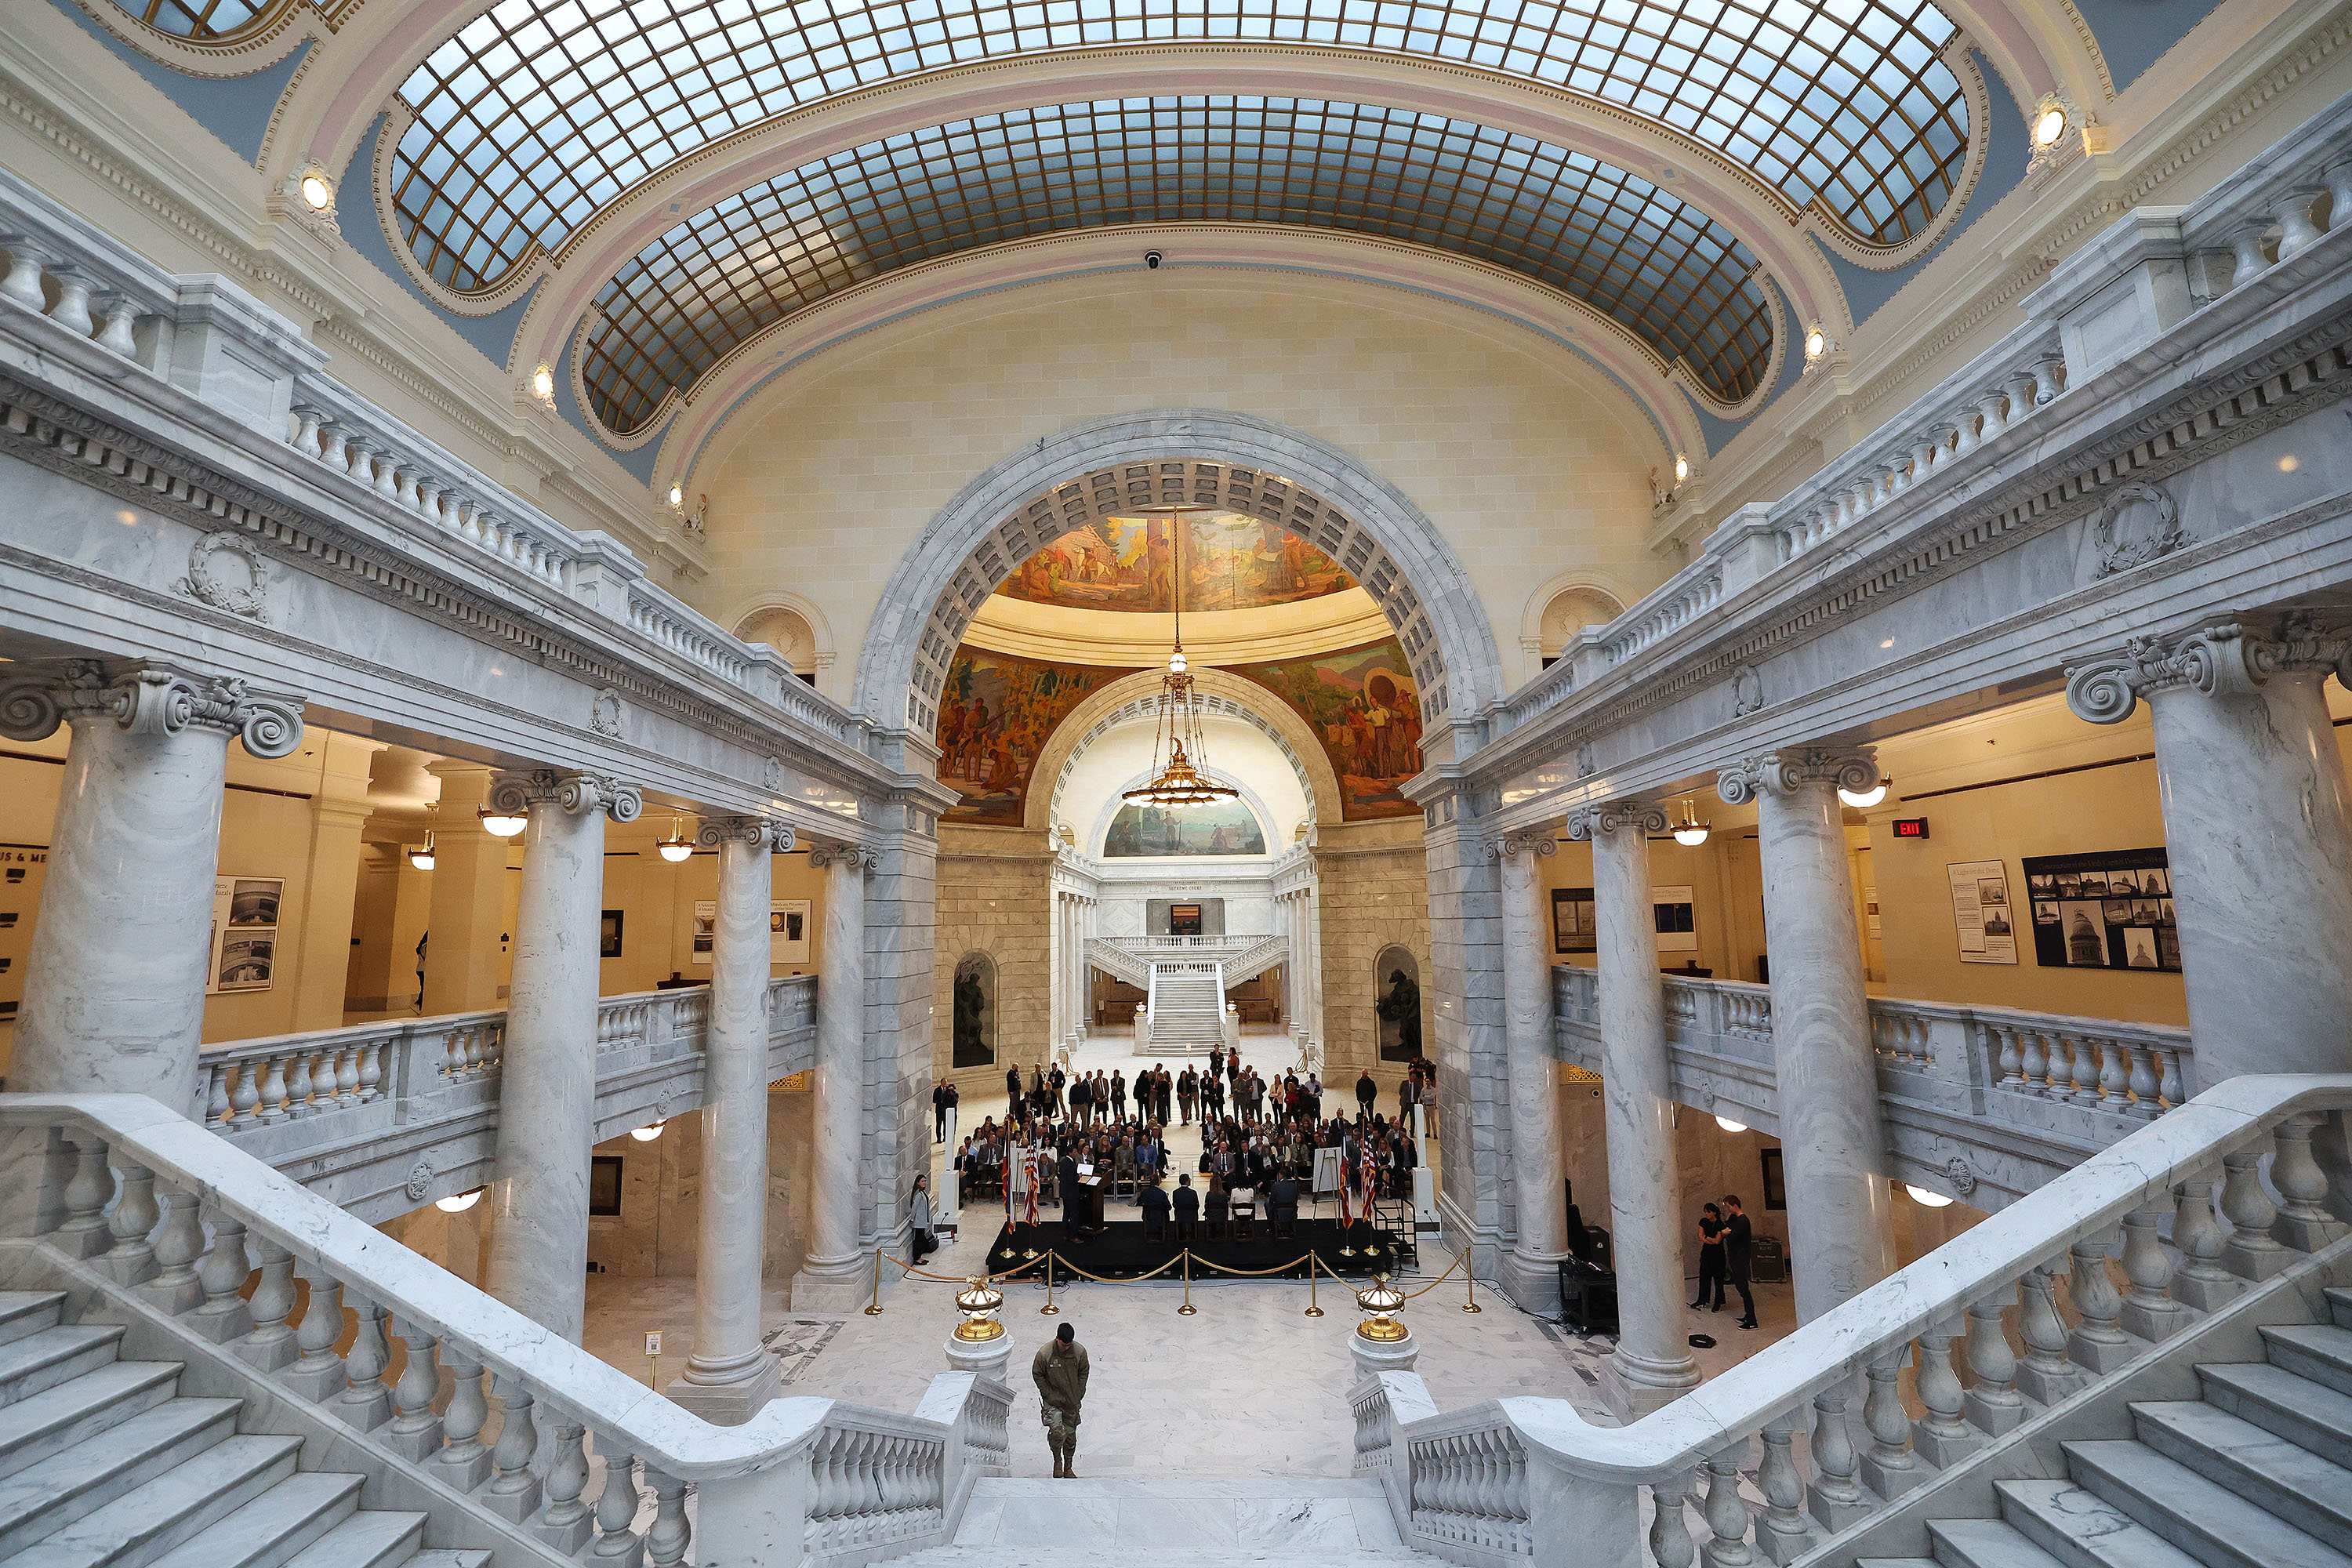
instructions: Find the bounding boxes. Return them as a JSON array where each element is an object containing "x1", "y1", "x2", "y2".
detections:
[{"x1": 1122, "y1": 504, "x2": 1239, "y2": 811}]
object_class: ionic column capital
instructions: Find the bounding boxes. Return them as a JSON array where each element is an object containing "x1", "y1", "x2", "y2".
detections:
[
  {"x1": 2065, "y1": 618, "x2": 2352, "y2": 725},
  {"x1": 1564, "y1": 800, "x2": 1669, "y2": 840},
  {"x1": 696, "y1": 816, "x2": 795, "y2": 853},
  {"x1": 1485, "y1": 828, "x2": 1559, "y2": 862},
  {"x1": 808, "y1": 840, "x2": 881, "y2": 872},
  {"x1": 1717, "y1": 745, "x2": 1879, "y2": 806},
  {"x1": 0, "y1": 657, "x2": 303, "y2": 759},
  {"x1": 488, "y1": 768, "x2": 644, "y2": 823}
]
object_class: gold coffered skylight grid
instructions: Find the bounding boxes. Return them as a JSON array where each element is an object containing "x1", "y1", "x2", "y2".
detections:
[
  {"x1": 577, "y1": 96, "x2": 1777, "y2": 434},
  {"x1": 389, "y1": 0, "x2": 1969, "y2": 296}
]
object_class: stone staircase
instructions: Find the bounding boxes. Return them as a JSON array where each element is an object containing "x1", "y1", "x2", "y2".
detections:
[
  {"x1": 0, "y1": 1289, "x2": 485, "y2": 1568},
  {"x1": 895, "y1": 1476, "x2": 1443, "y2": 1565},
  {"x1": 1145, "y1": 967, "x2": 1226, "y2": 1057},
  {"x1": 1861, "y1": 1286, "x2": 2352, "y2": 1568}
]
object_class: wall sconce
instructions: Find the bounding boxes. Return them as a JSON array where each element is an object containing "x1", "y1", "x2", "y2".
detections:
[
  {"x1": 530, "y1": 364, "x2": 556, "y2": 406},
  {"x1": 298, "y1": 172, "x2": 334, "y2": 212},
  {"x1": 1804, "y1": 325, "x2": 1828, "y2": 362},
  {"x1": 1674, "y1": 452, "x2": 1690, "y2": 484}
]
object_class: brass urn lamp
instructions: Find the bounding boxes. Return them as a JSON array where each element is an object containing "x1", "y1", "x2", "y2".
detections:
[
  {"x1": 1354, "y1": 1272, "x2": 1409, "y2": 1342},
  {"x1": 953, "y1": 1276, "x2": 1007, "y2": 1342}
]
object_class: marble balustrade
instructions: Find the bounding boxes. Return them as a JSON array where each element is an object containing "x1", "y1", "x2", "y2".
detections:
[
  {"x1": 1552, "y1": 964, "x2": 2194, "y2": 1212},
  {"x1": 0, "y1": 1094, "x2": 1011, "y2": 1568},
  {"x1": 1353, "y1": 1076, "x2": 2352, "y2": 1568},
  {"x1": 183, "y1": 977, "x2": 815, "y2": 1224}
]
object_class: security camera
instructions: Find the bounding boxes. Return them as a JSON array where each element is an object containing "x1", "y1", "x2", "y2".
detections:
[{"x1": 1144, "y1": 250, "x2": 1164, "y2": 270}]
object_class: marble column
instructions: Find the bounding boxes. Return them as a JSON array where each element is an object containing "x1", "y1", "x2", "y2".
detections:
[
  {"x1": 1490, "y1": 828, "x2": 1567, "y2": 1313},
  {"x1": 482, "y1": 770, "x2": 641, "y2": 1343},
  {"x1": 1719, "y1": 748, "x2": 1896, "y2": 1323},
  {"x1": 2067, "y1": 619, "x2": 2352, "y2": 1081},
  {"x1": 793, "y1": 840, "x2": 875, "y2": 1311},
  {"x1": 0, "y1": 659, "x2": 303, "y2": 1111},
  {"x1": 421, "y1": 761, "x2": 512, "y2": 1015},
  {"x1": 1569, "y1": 800, "x2": 1700, "y2": 1417},
  {"x1": 287, "y1": 734, "x2": 383, "y2": 1032},
  {"x1": 670, "y1": 816, "x2": 793, "y2": 1424}
]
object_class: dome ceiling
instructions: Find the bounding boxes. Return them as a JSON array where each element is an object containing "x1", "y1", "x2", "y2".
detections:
[
  {"x1": 578, "y1": 95, "x2": 1777, "y2": 433},
  {"x1": 390, "y1": 0, "x2": 1969, "y2": 296},
  {"x1": 994, "y1": 513, "x2": 1356, "y2": 615}
]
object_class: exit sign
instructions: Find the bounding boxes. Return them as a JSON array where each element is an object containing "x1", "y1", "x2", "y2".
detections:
[{"x1": 1893, "y1": 818, "x2": 1930, "y2": 839}]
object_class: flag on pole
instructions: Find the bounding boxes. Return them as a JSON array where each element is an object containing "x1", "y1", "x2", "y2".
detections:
[{"x1": 1022, "y1": 1145, "x2": 1040, "y2": 1228}]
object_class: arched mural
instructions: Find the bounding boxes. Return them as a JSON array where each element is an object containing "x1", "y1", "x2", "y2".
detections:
[
  {"x1": 996, "y1": 513, "x2": 1356, "y2": 612},
  {"x1": 953, "y1": 951, "x2": 996, "y2": 1067},
  {"x1": 1374, "y1": 944, "x2": 1423, "y2": 1063},
  {"x1": 1103, "y1": 800, "x2": 1268, "y2": 857}
]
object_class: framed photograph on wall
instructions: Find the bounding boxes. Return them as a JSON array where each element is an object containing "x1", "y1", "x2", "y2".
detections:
[
  {"x1": 1944, "y1": 859, "x2": 2017, "y2": 964},
  {"x1": 589, "y1": 1156, "x2": 623, "y2": 1216},
  {"x1": 771, "y1": 900, "x2": 811, "y2": 964},
  {"x1": 691, "y1": 899, "x2": 716, "y2": 964},
  {"x1": 1552, "y1": 887, "x2": 1595, "y2": 953},
  {"x1": 601, "y1": 910, "x2": 624, "y2": 958},
  {"x1": 206, "y1": 876, "x2": 282, "y2": 993},
  {"x1": 1759, "y1": 1148, "x2": 1787, "y2": 1211},
  {"x1": 2020, "y1": 848, "x2": 2179, "y2": 972},
  {"x1": 1652, "y1": 885, "x2": 1697, "y2": 953}
]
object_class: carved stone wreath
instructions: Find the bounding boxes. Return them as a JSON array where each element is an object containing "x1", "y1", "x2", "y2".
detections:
[
  {"x1": 176, "y1": 532, "x2": 271, "y2": 622},
  {"x1": 404, "y1": 1154, "x2": 436, "y2": 1203},
  {"x1": 590, "y1": 686, "x2": 626, "y2": 739},
  {"x1": 762, "y1": 754, "x2": 784, "y2": 791},
  {"x1": 1731, "y1": 663, "x2": 1764, "y2": 716},
  {"x1": 1944, "y1": 1155, "x2": 1978, "y2": 1197},
  {"x1": 2092, "y1": 483, "x2": 2192, "y2": 578}
]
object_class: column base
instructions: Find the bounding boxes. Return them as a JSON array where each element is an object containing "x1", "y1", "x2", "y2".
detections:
[
  {"x1": 1350, "y1": 1330, "x2": 1419, "y2": 1380},
  {"x1": 790, "y1": 1254, "x2": 877, "y2": 1314},
  {"x1": 1495, "y1": 1249, "x2": 1566, "y2": 1318},
  {"x1": 666, "y1": 1354, "x2": 782, "y2": 1426},
  {"x1": 1595, "y1": 1348, "x2": 1700, "y2": 1421},
  {"x1": 945, "y1": 1330, "x2": 1015, "y2": 1385}
]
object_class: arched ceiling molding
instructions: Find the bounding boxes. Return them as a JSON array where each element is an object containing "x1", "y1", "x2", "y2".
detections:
[
  {"x1": 63, "y1": 0, "x2": 318, "y2": 79},
  {"x1": 496, "y1": 50, "x2": 1855, "y2": 385},
  {"x1": 670, "y1": 239, "x2": 1704, "y2": 519},
  {"x1": 1032, "y1": 667, "x2": 1343, "y2": 834},
  {"x1": 854, "y1": 411, "x2": 1505, "y2": 747},
  {"x1": 370, "y1": 0, "x2": 1979, "y2": 301}
]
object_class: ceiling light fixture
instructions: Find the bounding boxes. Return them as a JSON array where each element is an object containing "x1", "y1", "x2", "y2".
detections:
[
  {"x1": 435, "y1": 1188, "x2": 483, "y2": 1213},
  {"x1": 630, "y1": 1122, "x2": 666, "y2": 1142},
  {"x1": 1804, "y1": 325, "x2": 1827, "y2": 361},
  {"x1": 656, "y1": 818, "x2": 695, "y2": 862},
  {"x1": 667, "y1": 483, "x2": 684, "y2": 508},
  {"x1": 407, "y1": 829, "x2": 437, "y2": 871},
  {"x1": 1671, "y1": 797, "x2": 1711, "y2": 847},
  {"x1": 1674, "y1": 452, "x2": 1690, "y2": 483},
  {"x1": 2032, "y1": 104, "x2": 2069, "y2": 149},
  {"x1": 1123, "y1": 505, "x2": 1240, "y2": 812},
  {"x1": 1715, "y1": 1116, "x2": 1748, "y2": 1134},
  {"x1": 531, "y1": 364, "x2": 556, "y2": 401},
  {"x1": 299, "y1": 173, "x2": 334, "y2": 212},
  {"x1": 477, "y1": 805, "x2": 528, "y2": 837},
  {"x1": 1905, "y1": 1183, "x2": 1955, "y2": 1208},
  {"x1": 1838, "y1": 778, "x2": 1890, "y2": 809}
]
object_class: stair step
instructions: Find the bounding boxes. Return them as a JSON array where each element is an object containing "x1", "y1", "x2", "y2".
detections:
[
  {"x1": 0, "y1": 1292, "x2": 67, "y2": 1348},
  {"x1": 2260, "y1": 1323, "x2": 2352, "y2": 1398},
  {"x1": 9, "y1": 1432, "x2": 305, "y2": 1568},
  {"x1": 0, "y1": 1362, "x2": 186, "y2": 1480},
  {"x1": 2323, "y1": 1287, "x2": 2352, "y2": 1332},
  {"x1": 0, "y1": 1325, "x2": 129, "y2": 1406},
  {"x1": 1991, "y1": 1480, "x2": 2207, "y2": 1568},
  {"x1": 2060, "y1": 1438, "x2": 2352, "y2": 1568},
  {"x1": 405, "y1": 1555, "x2": 493, "y2": 1568},
  {"x1": 270, "y1": 1510, "x2": 426, "y2": 1568},
  {"x1": 2196, "y1": 1360, "x2": 2352, "y2": 1469},
  {"x1": 0, "y1": 1397, "x2": 242, "y2": 1554},
  {"x1": 2128, "y1": 1400, "x2": 2352, "y2": 1541},
  {"x1": 138, "y1": 1472, "x2": 364, "y2": 1568},
  {"x1": 1922, "y1": 1517, "x2": 2068, "y2": 1568}
]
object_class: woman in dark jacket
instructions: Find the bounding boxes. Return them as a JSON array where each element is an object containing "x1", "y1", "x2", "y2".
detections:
[{"x1": 1690, "y1": 1203, "x2": 1726, "y2": 1311}]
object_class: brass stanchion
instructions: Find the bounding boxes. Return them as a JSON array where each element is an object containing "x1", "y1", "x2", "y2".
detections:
[
  {"x1": 864, "y1": 1247, "x2": 886, "y2": 1315},
  {"x1": 1304, "y1": 1254, "x2": 1325, "y2": 1318},
  {"x1": 1176, "y1": 1250, "x2": 1197, "y2": 1316},
  {"x1": 1464, "y1": 1259, "x2": 1482, "y2": 1314},
  {"x1": 1040, "y1": 1252, "x2": 1061, "y2": 1316}
]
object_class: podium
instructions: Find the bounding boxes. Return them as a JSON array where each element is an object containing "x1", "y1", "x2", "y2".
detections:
[{"x1": 1064, "y1": 1177, "x2": 1108, "y2": 1236}]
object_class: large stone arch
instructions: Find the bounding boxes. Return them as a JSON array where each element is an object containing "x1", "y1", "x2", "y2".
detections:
[{"x1": 855, "y1": 410, "x2": 1506, "y2": 754}]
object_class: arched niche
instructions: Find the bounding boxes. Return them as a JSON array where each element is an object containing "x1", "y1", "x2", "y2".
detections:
[
  {"x1": 952, "y1": 950, "x2": 997, "y2": 1067},
  {"x1": 1374, "y1": 944, "x2": 1425, "y2": 1063}
]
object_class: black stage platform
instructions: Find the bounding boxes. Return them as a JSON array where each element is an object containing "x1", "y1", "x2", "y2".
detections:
[{"x1": 985, "y1": 1218, "x2": 1397, "y2": 1279}]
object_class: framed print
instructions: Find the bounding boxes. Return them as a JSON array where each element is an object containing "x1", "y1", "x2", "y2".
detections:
[
  {"x1": 1760, "y1": 1148, "x2": 1787, "y2": 1211},
  {"x1": 1552, "y1": 887, "x2": 1595, "y2": 953},
  {"x1": 1653, "y1": 885, "x2": 1697, "y2": 953},
  {"x1": 770, "y1": 899, "x2": 811, "y2": 964},
  {"x1": 206, "y1": 876, "x2": 282, "y2": 993},
  {"x1": 691, "y1": 899, "x2": 716, "y2": 964},
  {"x1": 1945, "y1": 859, "x2": 2017, "y2": 964},
  {"x1": 589, "y1": 1156, "x2": 623, "y2": 1216},
  {"x1": 601, "y1": 909, "x2": 624, "y2": 958},
  {"x1": 2020, "y1": 848, "x2": 2179, "y2": 972}
]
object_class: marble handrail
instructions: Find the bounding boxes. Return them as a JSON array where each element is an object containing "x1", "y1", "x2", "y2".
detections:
[
  {"x1": 0, "y1": 1092, "x2": 1003, "y2": 1568},
  {"x1": 1363, "y1": 1075, "x2": 2352, "y2": 1568}
]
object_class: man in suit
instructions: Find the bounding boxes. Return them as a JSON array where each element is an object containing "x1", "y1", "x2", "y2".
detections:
[
  {"x1": 1722, "y1": 1193, "x2": 1758, "y2": 1328},
  {"x1": 1173, "y1": 1173, "x2": 1200, "y2": 1240},
  {"x1": 1356, "y1": 1069, "x2": 1378, "y2": 1116},
  {"x1": 1269, "y1": 1171, "x2": 1301, "y2": 1240},
  {"x1": 1140, "y1": 1175, "x2": 1172, "y2": 1239}
]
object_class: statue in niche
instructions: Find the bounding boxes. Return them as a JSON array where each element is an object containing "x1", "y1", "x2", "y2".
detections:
[
  {"x1": 953, "y1": 958, "x2": 994, "y2": 1066},
  {"x1": 1377, "y1": 966, "x2": 1421, "y2": 1062}
]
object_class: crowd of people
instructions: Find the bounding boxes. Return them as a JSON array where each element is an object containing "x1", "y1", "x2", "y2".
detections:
[{"x1": 942, "y1": 1046, "x2": 1436, "y2": 1230}]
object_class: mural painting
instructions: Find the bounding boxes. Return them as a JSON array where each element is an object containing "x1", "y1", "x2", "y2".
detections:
[
  {"x1": 1103, "y1": 800, "x2": 1269, "y2": 858},
  {"x1": 938, "y1": 647, "x2": 1120, "y2": 824},
  {"x1": 993, "y1": 514, "x2": 1352, "y2": 614},
  {"x1": 1232, "y1": 639, "x2": 1424, "y2": 819}
]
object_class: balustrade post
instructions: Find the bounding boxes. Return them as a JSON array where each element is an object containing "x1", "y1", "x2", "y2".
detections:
[
  {"x1": 2014, "y1": 1258, "x2": 2085, "y2": 1403},
  {"x1": 644, "y1": 1466, "x2": 690, "y2": 1567},
  {"x1": 2170, "y1": 1177, "x2": 2240, "y2": 1310},
  {"x1": 2126, "y1": 1042, "x2": 2161, "y2": 1119},
  {"x1": 237, "y1": 1237, "x2": 299, "y2": 1370},
  {"x1": 539, "y1": 1425, "x2": 595, "y2": 1552},
  {"x1": 187, "y1": 1210, "x2": 254, "y2": 1342},
  {"x1": 1755, "y1": 1410, "x2": 1813, "y2": 1564},
  {"x1": 2117, "y1": 1203, "x2": 2185, "y2": 1341},
  {"x1": 1962, "y1": 1291, "x2": 2027, "y2": 1435},
  {"x1": 284, "y1": 1269, "x2": 350, "y2": 1402},
  {"x1": 1648, "y1": 1468, "x2": 1700, "y2": 1568},
  {"x1": 1910, "y1": 1313, "x2": 1977, "y2": 1465},
  {"x1": 2269, "y1": 1115, "x2": 2350, "y2": 1250},
  {"x1": 437, "y1": 1348, "x2": 495, "y2": 1490},
  {"x1": 1857, "y1": 1346, "x2": 1925, "y2": 1497},
  {"x1": 590, "y1": 1446, "x2": 641, "y2": 1561},
  {"x1": 97, "y1": 1161, "x2": 160, "y2": 1286},
  {"x1": 384, "y1": 1319, "x2": 445, "y2": 1461},
  {"x1": 2064, "y1": 1229, "x2": 2132, "y2": 1373},
  {"x1": 1805, "y1": 1383, "x2": 1868, "y2": 1531},
  {"x1": 483, "y1": 1375, "x2": 546, "y2": 1521},
  {"x1": 338, "y1": 1292, "x2": 395, "y2": 1430},
  {"x1": 1699, "y1": 1439, "x2": 1755, "y2": 1568},
  {"x1": 2218, "y1": 1148, "x2": 2292, "y2": 1280},
  {"x1": 137, "y1": 1185, "x2": 205, "y2": 1314},
  {"x1": 54, "y1": 1135, "x2": 113, "y2": 1258}
]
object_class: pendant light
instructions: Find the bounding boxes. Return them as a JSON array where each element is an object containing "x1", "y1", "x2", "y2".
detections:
[
  {"x1": 477, "y1": 805, "x2": 528, "y2": 837},
  {"x1": 407, "y1": 829, "x2": 436, "y2": 871},
  {"x1": 1671, "y1": 797, "x2": 1710, "y2": 847},
  {"x1": 1122, "y1": 504, "x2": 1238, "y2": 811},
  {"x1": 655, "y1": 817, "x2": 695, "y2": 862}
]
